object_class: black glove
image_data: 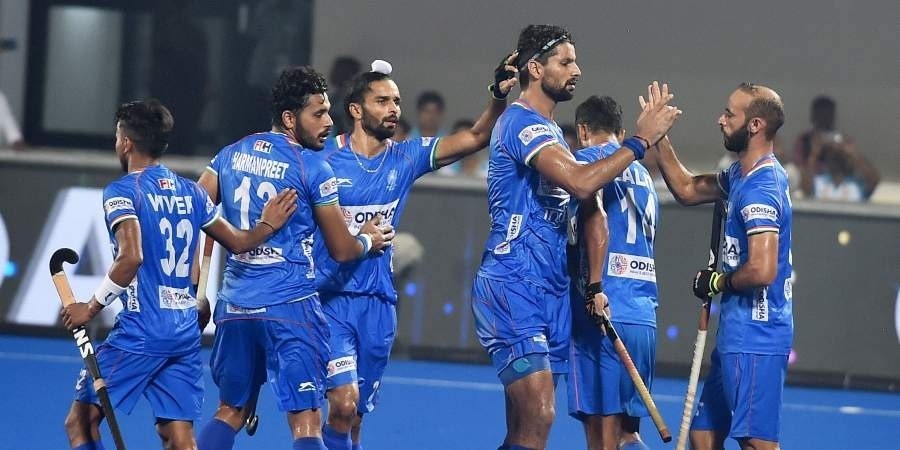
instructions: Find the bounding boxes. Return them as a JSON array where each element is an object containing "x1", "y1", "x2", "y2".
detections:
[
  {"x1": 692, "y1": 269, "x2": 726, "y2": 300},
  {"x1": 490, "y1": 52, "x2": 517, "y2": 99}
]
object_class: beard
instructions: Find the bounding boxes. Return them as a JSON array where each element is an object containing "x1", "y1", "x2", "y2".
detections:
[
  {"x1": 296, "y1": 129, "x2": 326, "y2": 150},
  {"x1": 723, "y1": 122, "x2": 750, "y2": 153},
  {"x1": 118, "y1": 153, "x2": 128, "y2": 173},
  {"x1": 362, "y1": 110, "x2": 396, "y2": 141},
  {"x1": 541, "y1": 78, "x2": 574, "y2": 102}
]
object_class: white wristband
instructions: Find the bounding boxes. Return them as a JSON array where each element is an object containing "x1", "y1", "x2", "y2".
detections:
[
  {"x1": 356, "y1": 233, "x2": 373, "y2": 257},
  {"x1": 93, "y1": 275, "x2": 127, "y2": 306}
]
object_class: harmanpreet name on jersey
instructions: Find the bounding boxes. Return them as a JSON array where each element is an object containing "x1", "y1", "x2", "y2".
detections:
[
  {"x1": 209, "y1": 131, "x2": 338, "y2": 309},
  {"x1": 230, "y1": 152, "x2": 290, "y2": 179}
]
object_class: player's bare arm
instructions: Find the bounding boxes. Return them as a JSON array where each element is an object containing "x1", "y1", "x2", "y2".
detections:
[
  {"x1": 582, "y1": 193, "x2": 611, "y2": 319},
  {"x1": 61, "y1": 219, "x2": 142, "y2": 329},
  {"x1": 432, "y1": 52, "x2": 519, "y2": 168},
  {"x1": 654, "y1": 136, "x2": 724, "y2": 206},
  {"x1": 723, "y1": 232, "x2": 778, "y2": 291},
  {"x1": 533, "y1": 82, "x2": 680, "y2": 200},
  {"x1": 315, "y1": 206, "x2": 395, "y2": 262},
  {"x1": 197, "y1": 169, "x2": 220, "y2": 204},
  {"x1": 203, "y1": 188, "x2": 298, "y2": 253}
]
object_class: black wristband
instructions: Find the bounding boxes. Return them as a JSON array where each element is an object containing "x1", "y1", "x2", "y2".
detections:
[{"x1": 586, "y1": 281, "x2": 603, "y2": 298}]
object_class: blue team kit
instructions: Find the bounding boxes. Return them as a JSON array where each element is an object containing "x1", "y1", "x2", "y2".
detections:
[
  {"x1": 692, "y1": 154, "x2": 793, "y2": 441},
  {"x1": 315, "y1": 133, "x2": 439, "y2": 413},
  {"x1": 472, "y1": 100, "x2": 573, "y2": 378},
  {"x1": 75, "y1": 165, "x2": 218, "y2": 420},
  {"x1": 567, "y1": 140, "x2": 660, "y2": 420},
  {"x1": 206, "y1": 131, "x2": 336, "y2": 412}
]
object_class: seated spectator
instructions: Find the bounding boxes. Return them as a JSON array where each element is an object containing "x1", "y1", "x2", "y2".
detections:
[
  {"x1": 804, "y1": 137, "x2": 880, "y2": 202},
  {"x1": 410, "y1": 90, "x2": 447, "y2": 139}
]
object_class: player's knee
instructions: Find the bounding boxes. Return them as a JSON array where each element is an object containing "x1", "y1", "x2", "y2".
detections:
[{"x1": 331, "y1": 395, "x2": 358, "y2": 419}]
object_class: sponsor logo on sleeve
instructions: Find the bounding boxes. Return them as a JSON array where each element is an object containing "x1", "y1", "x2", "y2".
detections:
[
  {"x1": 319, "y1": 177, "x2": 338, "y2": 197},
  {"x1": 723, "y1": 235, "x2": 740, "y2": 268},
  {"x1": 518, "y1": 124, "x2": 552, "y2": 145},
  {"x1": 205, "y1": 197, "x2": 216, "y2": 215},
  {"x1": 103, "y1": 197, "x2": 134, "y2": 217},
  {"x1": 741, "y1": 204, "x2": 778, "y2": 223},
  {"x1": 607, "y1": 252, "x2": 657, "y2": 283},
  {"x1": 253, "y1": 139, "x2": 273, "y2": 153}
]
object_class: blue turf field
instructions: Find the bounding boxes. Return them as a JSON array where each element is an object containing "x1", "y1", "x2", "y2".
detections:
[{"x1": 1, "y1": 335, "x2": 898, "y2": 449}]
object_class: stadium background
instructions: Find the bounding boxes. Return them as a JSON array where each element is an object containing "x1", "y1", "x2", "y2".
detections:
[{"x1": 0, "y1": 0, "x2": 898, "y2": 448}]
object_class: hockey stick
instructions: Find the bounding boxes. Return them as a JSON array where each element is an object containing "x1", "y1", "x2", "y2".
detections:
[
  {"x1": 50, "y1": 248, "x2": 128, "y2": 450},
  {"x1": 675, "y1": 200, "x2": 726, "y2": 450},
  {"x1": 597, "y1": 311, "x2": 672, "y2": 443}
]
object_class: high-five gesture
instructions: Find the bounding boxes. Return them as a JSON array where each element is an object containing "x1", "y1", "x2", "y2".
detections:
[{"x1": 636, "y1": 81, "x2": 682, "y2": 146}]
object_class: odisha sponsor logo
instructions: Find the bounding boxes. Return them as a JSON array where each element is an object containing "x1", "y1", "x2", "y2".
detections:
[
  {"x1": 629, "y1": 260, "x2": 655, "y2": 273},
  {"x1": 611, "y1": 254, "x2": 629, "y2": 275},
  {"x1": 353, "y1": 208, "x2": 396, "y2": 224},
  {"x1": 244, "y1": 247, "x2": 281, "y2": 257}
]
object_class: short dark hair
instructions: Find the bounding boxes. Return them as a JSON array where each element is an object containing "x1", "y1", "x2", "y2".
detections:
[
  {"x1": 416, "y1": 91, "x2": 445, "y2": 112},
  {"x1": 516, "y1": 24, "x2": 572, "y2": 88},
  {"x1": 344, "y1": 71, "x2": 393, "y2": 122},
  {"x1": 738, "y1": 82, "x2": 785, "y2": 140},
  {"x1": 575, "y1": 95, "x2": 623, "y2": 135},
  {"x1": 115, "y1": 99, "x2": 174, "y2": 158},
  {"x1": 811, "y1": 95, "x2": 835, "y2": 112},
  {"x1": 452, "y1": 118, "x2": 475, "y2": 132},
  {"x1": 271, "y1": 66, "x2": 328, "y2": 127}
]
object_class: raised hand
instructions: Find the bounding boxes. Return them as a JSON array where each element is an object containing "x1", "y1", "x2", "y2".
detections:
[
  {"x1": 491, "y1": 51, "x2": 520, "y2": 99},
  {"x1": 636, "y1": 81, "x2": 682, "y2": 146},
  {"x1": 259, "y1": 188, "x2": 298, "y2": 230}
]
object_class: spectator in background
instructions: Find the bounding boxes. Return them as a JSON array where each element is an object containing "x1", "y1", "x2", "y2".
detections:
[
  {"x1": 435, "y1": 119, "x2": 488, "y2": 178},
  {"x1": 328, "y1": 56, "x2": 362, "y2": 136},
  {"x1": 394, "y1": 117, "x2": 410, "y2": 142},
  {"x1": 794, "y1": 96, "x2": 848, "y2": 169},
  {"x1": 0, "y1": 90, "x2": 24, "y2": 149},
  {"x1": 803, "y1": 136, "x2": 880, "y2": 202},
  {"x1": 560, "y1": 123, "x2": 578, "y2": 150},
  {"x1": 410, "y1": 91, "x2": 447, "y2": 139}
]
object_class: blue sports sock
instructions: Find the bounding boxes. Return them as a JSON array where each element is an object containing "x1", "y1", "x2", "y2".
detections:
[
  {"x1": 293, "y1": 437, "x2": 327, "y2": 450},
  {"x1": 352, "y1": 443, "x2": 363, "y2": 450},
  {"x1": 322, "y1": 424, "x2": 351, "y2": 450},
  {"x1": 621, "y1": 440, "x2": 650, "y2": 450},
  {"x1": 93, "y1": 441, "x2": 105, "y2": 450},
  {"x1": 197, "y1": 418, "x2": 237, "y2": 450},
  {"x1": 508, "y1": 446, "x2": 539, "y2": 450}
]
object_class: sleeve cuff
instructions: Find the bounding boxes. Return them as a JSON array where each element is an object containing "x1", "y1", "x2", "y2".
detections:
[{"x1": 524, "y1": 139, "x2": 559, "y2": 166}]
